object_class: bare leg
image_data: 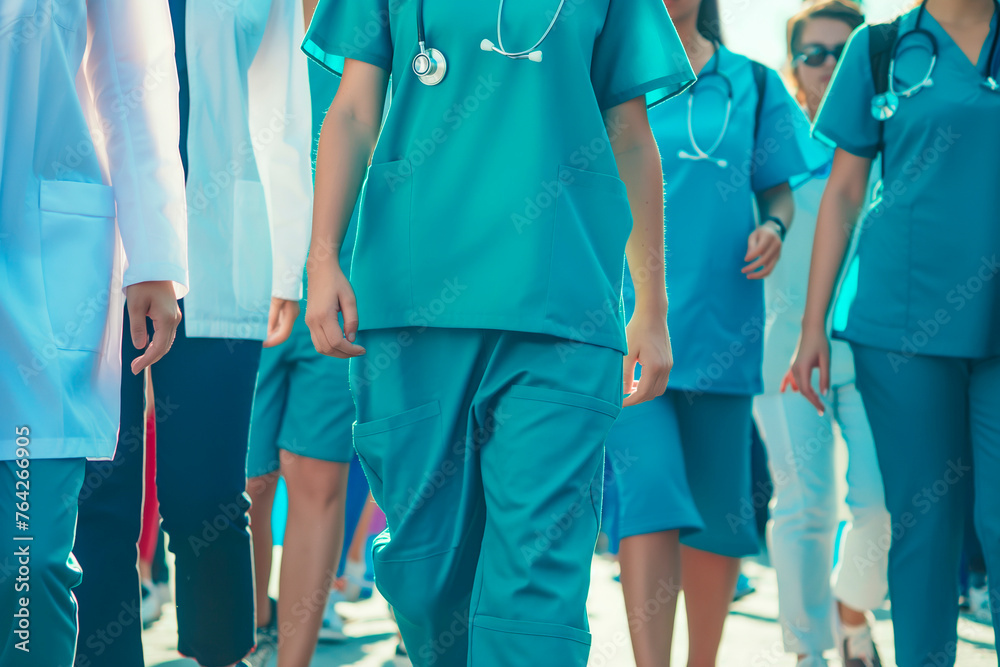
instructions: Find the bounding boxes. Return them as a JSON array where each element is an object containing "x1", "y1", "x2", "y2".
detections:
[
  {"x1": 276, "y1": 451, "x2": 349, "y2": 667},
  {"x1": 248, "y1": 471, "x2": 281, "y2": 628},
  {"x1": 681, "y1": 545, "x2": 740, "y2": 667},
  {"x1": 837, "y1": 600, "x2": 867, "y2": 627},
  {"x1": 618, "y1": 531, "x2": 682, "y2": 667}
]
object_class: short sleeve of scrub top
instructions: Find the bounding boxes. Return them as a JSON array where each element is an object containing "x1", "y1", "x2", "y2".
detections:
[
  {"x1": 302, "y1": 0, "x2": 394, "y2": 75},
  {"x1": 752, "y1": 68, "x2": 830, "y2": 192},
  {"x1": 591, "y1": 0, "x2": 695, "y2": 110},
  {"x1": 813, "y1": 26, "x2": 881, "y2": 158}
]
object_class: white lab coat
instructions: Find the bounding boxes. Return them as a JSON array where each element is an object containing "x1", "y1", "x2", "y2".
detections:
[
  {"x1": 182, "y1": 0, "x2": 312, "y2": 339},
  {"x1": 0, "y1": 0, "x2": 188, "y2": 460}
]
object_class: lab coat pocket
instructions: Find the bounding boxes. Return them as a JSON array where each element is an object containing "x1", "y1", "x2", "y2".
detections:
[
  {"x1": 233, "y1": 179, "x2": 273, "y2": 314},
  {"x1": 352, "y1": 401, "x2": 452, "y2": 556},
  {"x1": 0, "y1": 0, "x2": 35, "y2": 30},
  {"x1": 38, "y1": 180, "x2": 116, "y2": 352},
  {"x1": 547, "y1": 165, "x2": 632, "y2": 333},
  {"x1": 51, "y1": 0, "x2": 85, "y2": 31}
]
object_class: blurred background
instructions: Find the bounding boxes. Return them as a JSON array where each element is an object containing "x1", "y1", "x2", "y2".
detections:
[{"x1": 725, "y1": 0, "x2": 906, "y2": 67}]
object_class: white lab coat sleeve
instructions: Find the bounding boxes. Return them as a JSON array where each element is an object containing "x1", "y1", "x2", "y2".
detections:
[
  {"x1": 249, "y1": 0, "x2": 313, "y2": 302},
  {"x1": 84, "y1": 0, "x2": 189, "y2": 296}
]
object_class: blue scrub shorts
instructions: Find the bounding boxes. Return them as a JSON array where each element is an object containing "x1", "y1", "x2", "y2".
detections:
[
  {"x1": 247, "y1": 319, "x2": 355, "y2": 478},
  {"x1": 604, "y1": 389, "x2": 758, "y2": 558}
]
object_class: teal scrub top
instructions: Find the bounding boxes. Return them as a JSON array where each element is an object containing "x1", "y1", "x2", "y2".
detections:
[
  {"x1": 814, "y1": 10, "x2": 1000, "y2": 358},
  {"x1": 625, "y1": 46, "x2": 824, "y2": 395},
  {"x1": 302, "y1": 0, "x2": 695, "y2": 354}
]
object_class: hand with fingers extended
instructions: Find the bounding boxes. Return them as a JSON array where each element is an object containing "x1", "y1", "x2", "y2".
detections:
[
  {"x1": 782, "y1": 323, "x2": 830, "y2": 415},
  {"x1": 622, "y1": 307, "x2": 673, "y2": 408},
  {"x1": 305, "y1": 259, "x2": 366, "y2": 359},
  {"x1": 742, "y1": 223, "x2": 783, "y2": 280},
  {"x1": 125, "y1": 281, "x2": 182, "y2": 375}
]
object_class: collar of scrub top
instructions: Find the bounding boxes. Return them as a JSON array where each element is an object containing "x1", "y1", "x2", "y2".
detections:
[
  {"x1": 872, "y1": 0, "x2": 1000, "y2": 120},
  {"x1": 411, "y1": 0, "x2": 567, "y2": 85},
  {"x1": 678, "y1": 42, "x2": 734, "y2": 169}
]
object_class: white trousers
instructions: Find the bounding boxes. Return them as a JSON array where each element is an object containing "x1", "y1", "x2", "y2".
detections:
[{"x1": 754, "y1": 383, "x2": 890, "y2": 655}]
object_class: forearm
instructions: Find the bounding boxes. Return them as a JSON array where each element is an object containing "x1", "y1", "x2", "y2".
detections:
[
  {"x1": 310, "y1": 106, "x2": 379, "y2": 269},
  {"x1": 620, "y1": 139, "x2": 667, "y2": 313},
  {"x1": 757, "y1": 183, "x2": 794, "y2": 234},
  {"x1": 802, "y1": 184, "x2": 863, "y2": 332}
]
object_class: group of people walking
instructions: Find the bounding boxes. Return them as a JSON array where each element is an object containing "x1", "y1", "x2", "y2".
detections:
[{"x1": 1, "y1": 0, "x2": 997, "y2": 667}]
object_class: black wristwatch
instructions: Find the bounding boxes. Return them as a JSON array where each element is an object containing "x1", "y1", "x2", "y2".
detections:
[{"x1": 762, "y1": 216, "x2": 787, "y2": 242}]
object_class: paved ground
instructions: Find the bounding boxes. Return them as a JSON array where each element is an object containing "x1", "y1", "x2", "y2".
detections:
[{"x1": 143, "y1": 551, "x2": 996, "y2": 667}]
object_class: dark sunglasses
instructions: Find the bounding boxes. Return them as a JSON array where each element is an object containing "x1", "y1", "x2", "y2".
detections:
[{"x1": 794, "y1": 43, "x2": 847, "y2": 67}]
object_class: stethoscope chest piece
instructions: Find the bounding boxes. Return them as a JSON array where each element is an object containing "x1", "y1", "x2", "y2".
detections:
[
  {"x1": 871, "y1": 91, "x2": 900, "y2": 120},
  {"x1": 413, "y1": 47, "x2": 447, "y2": 85}
]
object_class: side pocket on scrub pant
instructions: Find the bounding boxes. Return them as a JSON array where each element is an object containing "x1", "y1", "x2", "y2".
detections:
[
  {"x1": 352, "y1": 400, "x2": 449, "y2": 556},
  {"x1": 506, "y1": 384, "x2": 621, "y2": 530},
  {"x1": 39, "y1": 180, "x2": 117, "y2": 352},
  {"x1": 546, "y1": 165, "x2": 633, "y2": 332},
  {"x1": 233, "y1": 179, "x2": 273, "y2": 314}
]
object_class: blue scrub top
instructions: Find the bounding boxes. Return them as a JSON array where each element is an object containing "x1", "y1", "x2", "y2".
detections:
[
  {"x1": 303, "y1": 0, "x2": 695, "y2": 354},
  {"x1": 625, "y1": 46, "x2": 823, "y2": 395},
  {"x1": 814, "y1": 10, "x2": 1000, "y2": 358}
]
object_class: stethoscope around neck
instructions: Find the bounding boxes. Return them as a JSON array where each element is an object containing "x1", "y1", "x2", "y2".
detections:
[
  {"x1": 871, "y1": 0, "x2": 1000, "y2": 120},
  {"x1": 677, "y1": 42, "x2": 734, "y2": 169},
  {"x1": 412, "y1": 0, "x2": 567, "y2": 86}
]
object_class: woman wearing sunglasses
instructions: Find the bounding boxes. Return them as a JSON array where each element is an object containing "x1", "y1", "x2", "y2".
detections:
[
  {"x1": 755, "y1": 3, "x2": 890, "y2": 667},
  {"x1": 789, "y1": 0, "x2": 1000, "y2": 664}
]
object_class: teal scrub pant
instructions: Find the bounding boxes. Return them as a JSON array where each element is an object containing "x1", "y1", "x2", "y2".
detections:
[
  {"x1": 852, "y1": 344, "x2": 1000, "y2": 667},
  {"x1": 0, "y1": 458, "x2": 85, "y2": 667},
  {"x1": 350, "y1": 328, "x2": 622, "y2": 667}
]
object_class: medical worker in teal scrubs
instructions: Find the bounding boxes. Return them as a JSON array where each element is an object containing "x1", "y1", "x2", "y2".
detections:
[
  {"x1": 301, "y1": 0, "x2": 695, "y2": 664},
  {"x1": 244, "y1": 6, "x2": 360, "y2": 663},
  {"x1": 790, "y1": 0, "x2": 1000, "y2": 665},
  {"x1": 602, "y1": 1, "x2": 824, "y2": 665}
]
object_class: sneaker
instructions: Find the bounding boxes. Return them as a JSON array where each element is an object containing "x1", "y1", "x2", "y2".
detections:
[
  {"x1": 968, "y1": 585, "x2": 993, "y2": 624},
  {"x1": 318, "y1": 595, "x2": 347, "y2": 643},
  {"x1": 245, "y1": 598, "x2": 278, "y2": 667},
  {"x1": 840, "y1": 620, "x2": 882, "y2": 667},
  {"x1": 341, "y1": 560, "x2": 373, "y2": 602},
  {"x1": 393, "y1": 641, "x2": 412, "y2": 667},
  {"x1": 140, "y1": 580, "x2": 163, "y2": 628}
]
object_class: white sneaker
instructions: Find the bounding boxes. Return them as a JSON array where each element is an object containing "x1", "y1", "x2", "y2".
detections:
[
  {"x1": 317, "y1": 595, "x2": 347, "y2": 643},
  {"x1": 839, "y1": 618, "x2": 882, "y2": 667},
  {"x1": 341, "y1": 560, "x2": 371, "y2": 602},
  {"x1": 968, "y1": 585, "x2": 993, "y2": 624}
]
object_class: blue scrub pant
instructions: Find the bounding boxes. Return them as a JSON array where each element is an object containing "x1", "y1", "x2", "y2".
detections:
[
  {"x1": 852, "y1": 344, "x2": 1000, "y2": 667},
  {"x1": 74, "y1": 306, "x2": 262, "y2": 667},
  {"x1": 0, "y1": 458, "x2": 85, "y2": 667},
  {"x1": 350, "y1": 328, "x2": 622, "y2": 667}
]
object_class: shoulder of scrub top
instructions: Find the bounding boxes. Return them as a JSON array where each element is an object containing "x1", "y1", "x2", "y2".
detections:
[
  {"x1": 811, "y1": 22, "x2": 883, "y2": 159},
  {"x1": 301, "y1": 0, "x2": 394, "y2": 77}
]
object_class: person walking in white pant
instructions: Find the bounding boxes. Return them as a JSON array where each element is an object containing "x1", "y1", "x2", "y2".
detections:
[{"x1": 754, "y1": 4, "x2": 890, "y2": 666}]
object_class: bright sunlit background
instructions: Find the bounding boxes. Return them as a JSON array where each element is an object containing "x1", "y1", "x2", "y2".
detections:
[{"x1": 722, "y1": 0, "x2": 913, "y2": 68}]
